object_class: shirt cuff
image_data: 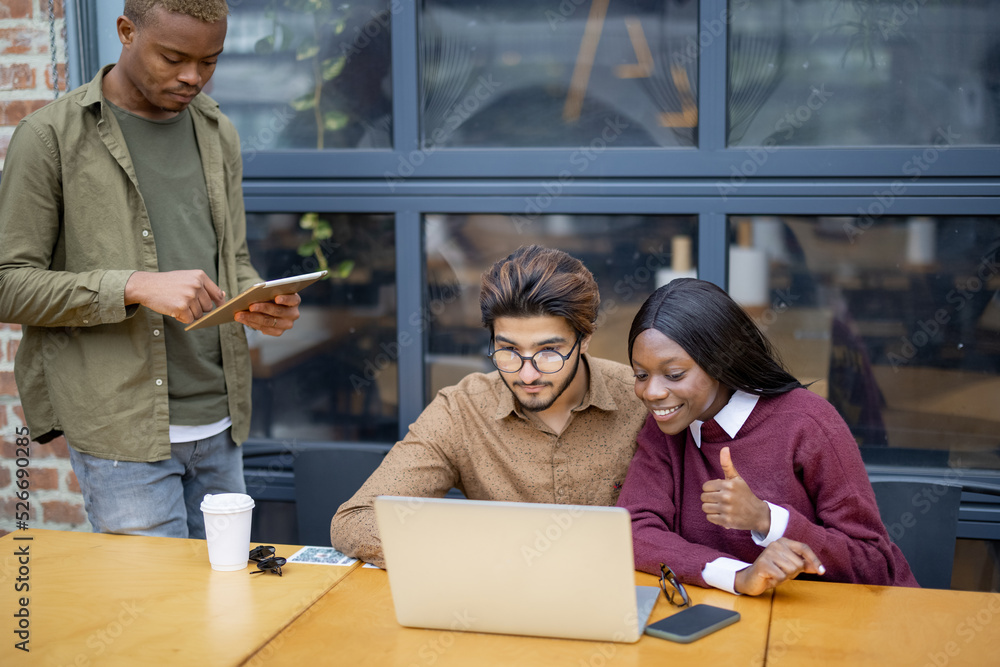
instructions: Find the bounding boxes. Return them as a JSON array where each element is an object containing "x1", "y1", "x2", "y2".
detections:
[
  {"x1": 99, "y1": 269, "x2": 135, "y2": 323},
  {"x1": 752, "y1": 502, "x2": 789, "y2": 547},
  {"x1": 702, "y1": 557, "x2": 751, "y2": 595}
]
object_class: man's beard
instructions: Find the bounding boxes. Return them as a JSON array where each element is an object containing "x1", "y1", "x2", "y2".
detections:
[{"x1": 502, "y1": 353, "x2": 581, "y2": 413}]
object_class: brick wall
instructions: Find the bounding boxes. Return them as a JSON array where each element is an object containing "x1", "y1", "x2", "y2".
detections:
[
  {"x1": 0, "y1": 2, "x2": 85, "y2": 537},
  {"x1": 0, "y1": 324, "x2": 90, "y2": 537},
  {"x1": 0, "y1": 0, "x2": 66, "y2": 170}
]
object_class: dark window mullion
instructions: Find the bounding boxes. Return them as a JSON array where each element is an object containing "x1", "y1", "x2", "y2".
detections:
[
  {"x1": 698, "y1": 0, "x2": 730, "y2": 152},
  {"x1": 391, "y1": 1, "x2": 420, "y2": 154},
  {"x1": 698, "y1": 212, "x2": 728, "y2": 290},
  {"x1": 395, "y1": 210, "x2": 425, "y2": 439}
]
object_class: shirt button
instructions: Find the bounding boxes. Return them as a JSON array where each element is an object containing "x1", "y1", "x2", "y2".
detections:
[
  {"x1": 82, "y1": 319, "x2": 89, "y2": 324},
  {"x1": 153, "y1": 329, "x2": 160, "y2": 336},
  {"x1": 142, "y1": 230, "x2": 149, "y2": 237},
  {"x1": 155, "y1": 379, "x2": 163, "y2": 386}
]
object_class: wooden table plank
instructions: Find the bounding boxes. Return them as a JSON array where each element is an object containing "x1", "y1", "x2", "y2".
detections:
[
  {"x1": 767, "y1": 580, "x2": 1000, "y2": 666},
  {"x1": 0, "y1": 530, "x2": 358, "y2": 666},
  {"x1": 246, "y1": 567, "x2": 774, "y2": 666}
]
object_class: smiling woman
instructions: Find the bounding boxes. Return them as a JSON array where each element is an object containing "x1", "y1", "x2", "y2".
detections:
[
  {"x1": 628, "y1": 278, "x2": 803, "y2": 405},
  {"x1": 617, "y1": 278, "x2": 919, "y2": 597},
  {"x1": 630, "y1": 328, "x2": 733, "y2": 438}
]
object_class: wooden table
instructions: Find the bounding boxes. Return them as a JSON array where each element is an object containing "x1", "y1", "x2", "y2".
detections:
[
  {"x1": 245, "y1": 568, "x2": 774, "y2": 666},
  {"x1": 0, "y1": 530, "x2": 359, "y2": 666},
  {"x1": 767, "y1": 579, "x2": 1000, "y2": 666},
  {"x1": 7, "y1": 530, "x2": 1000, "y2": 666}
]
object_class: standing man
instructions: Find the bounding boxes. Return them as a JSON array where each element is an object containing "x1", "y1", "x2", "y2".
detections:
[
  {"x1": 0, "y1": 0, "x2": 299, "y2": 538},
  {"x1": 332, "y1": 245, "x2": 647, "y2": 567}
]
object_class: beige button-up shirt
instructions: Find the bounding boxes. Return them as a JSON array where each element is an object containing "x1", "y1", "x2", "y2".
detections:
[{"x1": 331, "y1": 354, "x2": 647, "y2": 567}]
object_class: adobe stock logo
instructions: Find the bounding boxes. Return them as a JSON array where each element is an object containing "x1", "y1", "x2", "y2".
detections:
[{"x1": 520, "y1": 507, "x2": 584, "y2": 566}]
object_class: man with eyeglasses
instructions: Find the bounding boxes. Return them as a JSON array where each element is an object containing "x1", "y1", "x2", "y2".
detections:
[{"x1": 332, "y1": 245, "x2": 647, "y2": 567}]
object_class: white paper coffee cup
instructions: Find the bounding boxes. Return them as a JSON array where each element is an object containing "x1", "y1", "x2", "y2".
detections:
[{"x1": 200, "y1": 493, "x2": 255, "y2": 571}]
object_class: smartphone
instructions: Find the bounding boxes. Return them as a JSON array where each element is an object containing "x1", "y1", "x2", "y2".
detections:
[{"x1": 644, "y1": 604, "x2": 740, "y2": 643}]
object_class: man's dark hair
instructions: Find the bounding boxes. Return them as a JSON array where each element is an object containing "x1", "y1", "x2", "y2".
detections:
[
  {"x1": 628, "y1": 278, "x2": 803, "y2": 396},
  {"x1": 480, "y1": 245, "x2": 600, "y2": 337},
  {"x1": 124, "y1": 0, "x2": 229, "y2": 27}
]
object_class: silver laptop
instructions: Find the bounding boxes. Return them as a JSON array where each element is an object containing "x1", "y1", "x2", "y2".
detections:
[{"x1": 373, "y1": 496, "x2": 660, "y2": 643}]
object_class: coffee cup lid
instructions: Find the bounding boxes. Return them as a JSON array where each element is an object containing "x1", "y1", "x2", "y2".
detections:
[{"x1": 200, "y1": 493, "x2": 255, "y2": 513}]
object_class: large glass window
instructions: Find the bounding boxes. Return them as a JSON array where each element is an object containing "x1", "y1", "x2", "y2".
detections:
[
  {"x1": 729, "y1": 0, "x2": 1000, "y2": 146},
  {"x1": 245, "y1": 212, "x2": 398, "y2": 442},
  {"x1": 212, "y1": 0, "x2": 394, "y2": 150},
  {"x1": 73, "y1": 0, "x2": 999, "y2": 580},
  {"x1": 420, "y1": 0, "x2": 700, "y2": 147},
  {"x1": 727, "y1": 215, "x2": 1000, "y2": 470},
  {"x1": 423, "y1": 213, "x2": 698, "y2": 398}
]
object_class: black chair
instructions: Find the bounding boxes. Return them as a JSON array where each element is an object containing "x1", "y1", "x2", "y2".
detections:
[
  {"x1": 869, "y1": 475, "x2": 1000, "y2": 589},
  {"x1": 869, "y1": 477, "x2": 962, "y2": 589},
  {"x1": 293, "y1": 442, "x2": 393, "y2": 547}
]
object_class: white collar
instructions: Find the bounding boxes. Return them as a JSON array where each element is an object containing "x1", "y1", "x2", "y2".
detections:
[{"x1": 690, "y1": 390, "x2": 759, "y2": 448}]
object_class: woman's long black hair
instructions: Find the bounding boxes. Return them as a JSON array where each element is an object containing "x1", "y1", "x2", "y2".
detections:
[{"x1": 628, "y1": 278, "x2": 803, "y2": 396}]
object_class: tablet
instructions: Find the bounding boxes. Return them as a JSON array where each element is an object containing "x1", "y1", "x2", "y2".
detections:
[{"x1": 184, "y1": 270, "x2": 328, "y2": 331}]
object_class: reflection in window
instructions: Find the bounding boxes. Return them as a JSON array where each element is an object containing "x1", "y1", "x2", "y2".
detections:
[
  {"x1": 729, "y1": 1, "x2": 1000, "y2": 146},
  {"x1": 211, "y1": 0, "x2": 393, "y2": 150},
  {"x1": 423, "y1": 213, "x2": 697, "y2": 399},
  {"x1": 245, "y1": 212, "x2": 397, "y2": 442},
  {"x1": 727, "y1": 215, "x2": 1000, "y2": 471},
  {"x1": 420, "y1": 0, "x2": 699, "y2": 147}
]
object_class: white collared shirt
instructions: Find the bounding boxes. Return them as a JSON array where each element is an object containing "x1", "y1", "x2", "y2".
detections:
[{"x1": 691, "y1": 390, "x2": 791, "y2": 594}]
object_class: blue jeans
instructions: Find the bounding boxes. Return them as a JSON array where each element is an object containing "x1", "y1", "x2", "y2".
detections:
[{"x1": 68, "y1": 429, "x2": 246, "y2": 539}]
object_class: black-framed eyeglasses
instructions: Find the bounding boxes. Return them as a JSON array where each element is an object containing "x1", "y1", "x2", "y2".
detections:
[
  {"x1": 249, "y1": 545, "x2": 287, "y2": 577},
  {"x1": 487, "y1": 333, "x2": 583, "y2": 374},
  {"x1": 659, "y1": 564, "x2": 690, "y2": 608}
]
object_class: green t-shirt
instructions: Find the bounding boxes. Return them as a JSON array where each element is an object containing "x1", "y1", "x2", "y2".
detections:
[{"x1": 108, "y1": 102, "x2": 229, "y2": 426}]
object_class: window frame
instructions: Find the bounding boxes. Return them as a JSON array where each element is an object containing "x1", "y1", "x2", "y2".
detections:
[
  {"x1": 81, "y1": 0, "x2": 1000, "y2": 537},
  {"x1": 234, "y1": 0, "x2": 1000, "y2": 179}
]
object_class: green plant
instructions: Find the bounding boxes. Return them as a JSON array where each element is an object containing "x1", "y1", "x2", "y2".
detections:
[
  {"x1": 254, "y1": 0, "x2": 352, "y2": 148},
  {"x1": 297, "y1": 213, "x2": 354, "y2": 278}
]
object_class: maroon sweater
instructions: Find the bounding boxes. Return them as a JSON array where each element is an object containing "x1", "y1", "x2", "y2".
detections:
[{"x1": 617, "y1": 388, "x2": 918, "y2": 589}]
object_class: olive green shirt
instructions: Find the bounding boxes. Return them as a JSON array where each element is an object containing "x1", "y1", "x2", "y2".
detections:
[
  {"x1": 331, "y1": 355, "x2": 647, "y2": 567},
  {"x1": 0, "y1": 65, "x2": 262, "y2": 461},
  {"x1": 107, "y1": 101, "x2": 229, "y2": 427}
]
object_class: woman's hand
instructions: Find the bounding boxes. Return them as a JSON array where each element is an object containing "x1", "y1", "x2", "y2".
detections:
[
  {"x1": 702, "y1": 447, "x2": 771, "y2": 534},
  {"x1": 734, "y1": 538, "x2": 826, "y2": 596}
]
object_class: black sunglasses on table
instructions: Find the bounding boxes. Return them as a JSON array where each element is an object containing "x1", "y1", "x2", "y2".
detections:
[
  {"x1": 659, "y1": 563, "x2": 691, "y2": 608},
  {"x1": 249, "y1": 545, "x2": 287, "y2": 576}
]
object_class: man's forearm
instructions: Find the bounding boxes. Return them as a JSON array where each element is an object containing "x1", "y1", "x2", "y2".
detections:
[
  {"x1": 0, "y1": 266, "x2": 134, "y2": 327},
  {"x1": 331, "y1": 503, "x2": 385, "y2": 568},
  {"x1": 327, "y1": 422, "x2": 460, "y2": 568}
]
